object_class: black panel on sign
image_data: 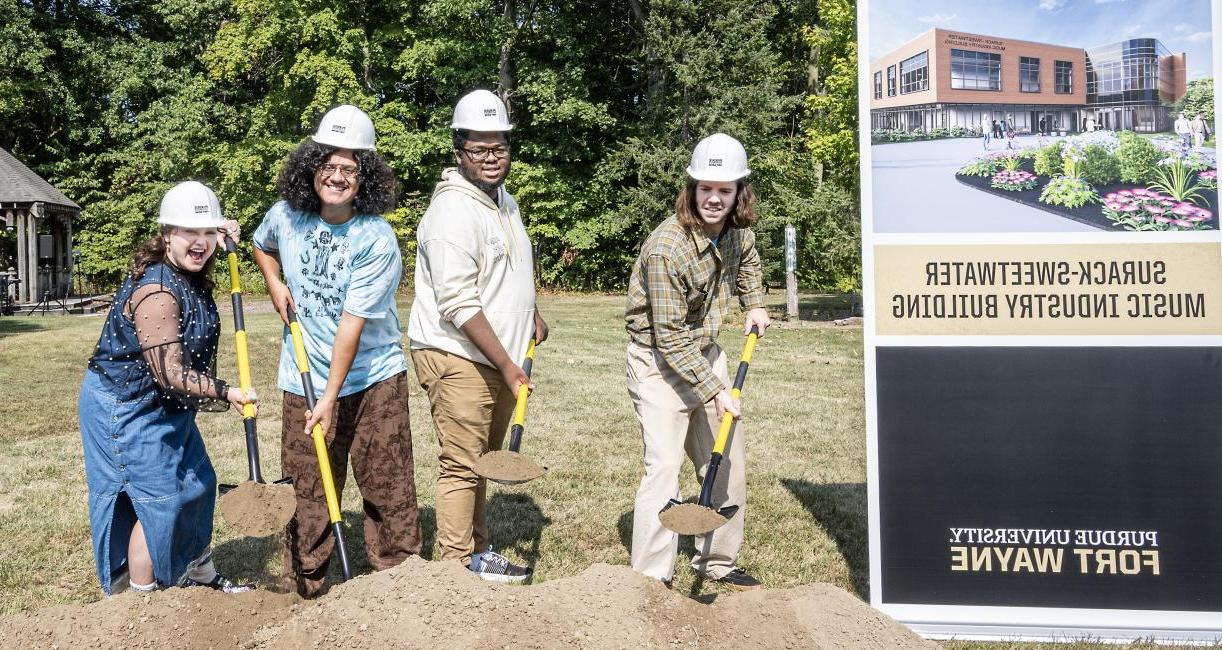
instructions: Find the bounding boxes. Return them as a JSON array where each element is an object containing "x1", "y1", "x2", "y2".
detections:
[{"x1": 876, "y1": 346, "x2": 1222, "y2": 610}]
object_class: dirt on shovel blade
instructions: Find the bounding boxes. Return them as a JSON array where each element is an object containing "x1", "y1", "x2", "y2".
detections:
[
  {"x1": 658, "y1": 502, "x2": 730, "y2": 535},
  {"x1": 473, "y1": 450, "x2": 546, "y2": 484},
  {"x1": 219, "y1": 481, "x2": 297, "y2": 537}
]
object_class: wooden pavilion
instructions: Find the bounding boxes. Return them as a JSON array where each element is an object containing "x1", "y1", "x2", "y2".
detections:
[{"x1": 0, "y1": 147, "x2": 80, "y2": 305}]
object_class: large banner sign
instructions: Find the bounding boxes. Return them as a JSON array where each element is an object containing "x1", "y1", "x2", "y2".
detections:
[{"x1": 861, "y1": 0, "x2": 1222, "y2": 641}]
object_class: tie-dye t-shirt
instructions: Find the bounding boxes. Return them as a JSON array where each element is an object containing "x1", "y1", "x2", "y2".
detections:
[{"x1": 253, "y1": 200, "x2": 406, "y2": 398}]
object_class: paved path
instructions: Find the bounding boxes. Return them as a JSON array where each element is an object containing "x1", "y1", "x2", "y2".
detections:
[{"x1": 870, "y1": 136, "x2": 1097, "y2": 234}]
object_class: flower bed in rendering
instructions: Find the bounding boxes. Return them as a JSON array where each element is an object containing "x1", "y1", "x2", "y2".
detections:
[{"x1": 954, "y1": 130, "x2": 1218, "y2": 232}]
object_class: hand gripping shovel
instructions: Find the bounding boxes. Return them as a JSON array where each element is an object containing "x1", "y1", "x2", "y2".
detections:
[
  {"x1": 217, "y1": 237, "x2": 295, "y2": 537},
  {"x1": 473, "y1": 337, "x2": 547, "y2": 485},
  {"x1": 286, "y1": 304, "x2": 353, "y2": 581},
  {"x1": 658, "y1": 326, "x2": 760, "y2": 536}
]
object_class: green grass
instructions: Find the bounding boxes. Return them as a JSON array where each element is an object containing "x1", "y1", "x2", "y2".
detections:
[{"x1": 0, "y1": 293, "x2": 1209, "y2": 649}]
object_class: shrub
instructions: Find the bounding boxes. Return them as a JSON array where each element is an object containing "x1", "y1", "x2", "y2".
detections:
[
  {"x1": 958, "y1": 156, "x2": 998, "y2": 177},
  {"x1": 1034, "y1": 142, "x2": 1064, "y2": 177},
  {"x1": 991, "y1": 170, "x2": 1038, "y2": 191},
  {"x1": 1115, "y1": 132, "x2": 1162, "y2": 184},
  {"x1": 1040, "y1": 175, "x2": 1099, "y2": 208},
  {"x1": 1078, "y1": 144, "x2": 1121, "y2": 186},
  {"x1": 1102, "y1": 188, "x2": 1214, "y2": 231}
]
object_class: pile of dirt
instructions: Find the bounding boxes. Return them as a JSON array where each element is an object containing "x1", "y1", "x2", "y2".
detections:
[
  {"x1": 8, "y1": 588, "x2": 299, "y2": 649},
  {"x1": 658, "y1": 502, "x2": 732, "y2": 535},
  {"x1": 7, "y1": 558, "x2": 934, "y2": 649},
  {"x1": 219, "y1": 481, "x2": 297, "y2": 537}
]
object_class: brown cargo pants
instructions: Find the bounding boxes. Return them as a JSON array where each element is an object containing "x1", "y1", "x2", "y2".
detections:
[{"x1": 280, "y1": 371, "x2": 421, "y2": 597}]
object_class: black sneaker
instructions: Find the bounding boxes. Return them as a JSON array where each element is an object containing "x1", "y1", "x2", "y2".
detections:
[
  {"x1": 183, "y1": 574, "x2": 255, "y2": 594},
  {"x1": 469, "y1": 549, "x2": 532, "y2": 584},
  {"x1": 714, "y1": 568, "x2": 762, "y2": 591}
]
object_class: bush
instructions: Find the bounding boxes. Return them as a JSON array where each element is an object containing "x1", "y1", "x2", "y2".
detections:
[
  {"x1": 1078, "y1": 144, "x2": 1121, "y2": 185},
  {"x1": 1116, "y1": 131, "x2": 1162, "y2": 184},
  {"x1": 1034, "y1": 142, "x2": 1064, "y2": 177},
  {"x1": 1040, "y1": 175, "x2": 1099, "y2": 208}
]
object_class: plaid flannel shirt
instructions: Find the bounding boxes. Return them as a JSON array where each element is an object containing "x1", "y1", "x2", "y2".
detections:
[{"x1": 625, "y1": 215, "x2": 765, "y2": 402}]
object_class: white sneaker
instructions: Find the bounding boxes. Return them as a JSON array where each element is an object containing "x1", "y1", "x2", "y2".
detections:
[{"x1": 469, "y1": 549, "x2": 532, "y2": 584}]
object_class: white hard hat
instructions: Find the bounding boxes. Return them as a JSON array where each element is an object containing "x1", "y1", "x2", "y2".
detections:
[
  {"x1": 686, "y1": 133, "x2": 751, "y2": 182},
  {"x1": 451, "y1": 89, "x2": 514, "y2": 132},
  {"x1": 312, "y1": 104, "x2": 377, "y2": 151},
  {"x1": 158, "y1": 181, "x2": 224, "y2": 228}
]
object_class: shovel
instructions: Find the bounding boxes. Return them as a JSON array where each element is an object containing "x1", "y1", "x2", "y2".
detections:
[
  {"x1": 217, "y1": 236, "x2": 295, "y2": 537},
  {"x1": 658, "y1": 326, "x2": 760, "y2": 536},
  {"x1": 473, "y1": 337, "x2": 547, "y2": 485},
  {"x1": 286, "y1": 303, "x2": 353, "y2": 581}
]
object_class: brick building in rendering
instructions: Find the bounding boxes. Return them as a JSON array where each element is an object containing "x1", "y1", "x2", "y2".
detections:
[{"x1": 870, "y1": 29, "x2": 1187, "y2": 134}]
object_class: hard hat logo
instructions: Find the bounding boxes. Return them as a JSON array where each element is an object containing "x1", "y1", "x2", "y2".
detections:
[
  {"x1": 311, "y1": 104, "x2": 377, "y2": 151},
  {"x1": 686, "y1": 133, "x2": 750, "y2": 182},
  {"x1": 452, "y1": 89, "x2": 514, "y2": 132},
  {"x1": 194, "y1": 205, "x2": 211, "y2": 214}
]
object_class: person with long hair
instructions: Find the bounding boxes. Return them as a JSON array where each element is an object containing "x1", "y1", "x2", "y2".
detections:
[
  {"x1": 252, "y1": 104, "x2": 420, "y2": 597},
  {"x1": 78, "y1": 181, "x2": 258, "y2": 595},
  {"x1": 624, "y1": 133, "x2": 772, "y2": 590}
]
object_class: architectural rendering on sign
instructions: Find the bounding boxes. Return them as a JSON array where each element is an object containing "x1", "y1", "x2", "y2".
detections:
[{"x1": 870, "y1": 29, "x2": 1186, "y2": 134}]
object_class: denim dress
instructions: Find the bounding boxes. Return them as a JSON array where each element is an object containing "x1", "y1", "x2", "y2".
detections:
[{"x1": 78, "y1": 262, "x2": 224, "y2": 593}]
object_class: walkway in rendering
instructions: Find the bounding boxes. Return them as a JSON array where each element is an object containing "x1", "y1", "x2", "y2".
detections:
[{"x1": 871, "y1": 135, "x2": 1097, "y2": 233}]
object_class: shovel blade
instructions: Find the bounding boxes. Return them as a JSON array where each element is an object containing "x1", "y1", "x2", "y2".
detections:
[
  {"x1": 658, "y1": 501, "x2": 735, "y2": 536},
  {"x1": 473, "y1": 450, "x2": 546, "y2": 485}
]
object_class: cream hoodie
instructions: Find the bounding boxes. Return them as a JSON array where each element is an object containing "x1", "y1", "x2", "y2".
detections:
[{"x1": 407, "y1": 168, "x2": 536, "y2": 367}]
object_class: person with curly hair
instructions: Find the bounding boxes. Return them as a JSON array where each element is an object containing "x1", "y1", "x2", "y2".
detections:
[
  {"x1": 78, "y1": 181, "x2": 257, "y2": 596},
  {"x1": 252, "y1": 104, "x2": 420, "y2": 597},
  {"x1": 624, "y1": 133, "x2": 771, "y2": 591}
]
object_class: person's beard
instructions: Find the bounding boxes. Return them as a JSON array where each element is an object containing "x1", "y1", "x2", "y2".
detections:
[{"x1": 460, "y1": 160, "x2": 510, "y2": 193}]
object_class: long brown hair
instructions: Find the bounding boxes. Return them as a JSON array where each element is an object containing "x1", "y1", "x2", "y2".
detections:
[
  {"x1": 674, "y1": 178, "x2": 758, "y2": 231},
  {"x1": 128, "y1": 226, "x2": 217, "y2": 292}
]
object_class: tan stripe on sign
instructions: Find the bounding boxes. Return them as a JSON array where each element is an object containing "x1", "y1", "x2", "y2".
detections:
[{"x1": 874, "y1": 243, "x2": 1222, "y2": 336}]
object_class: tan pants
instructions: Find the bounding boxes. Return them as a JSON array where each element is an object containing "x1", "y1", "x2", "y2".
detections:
[
  {"x1": 626, "y1": 341, "x2": 746, "y2": 582},
  {"x1": 411, "y1": 348, "x2": 515, "y2": 563}
]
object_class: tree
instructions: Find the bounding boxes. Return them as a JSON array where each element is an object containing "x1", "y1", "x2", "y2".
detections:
[{"x1": 1176, "y1": 78, "x2": 1214, "y2": 124}]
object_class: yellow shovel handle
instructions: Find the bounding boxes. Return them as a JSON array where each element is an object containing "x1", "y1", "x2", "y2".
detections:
[
  {"x1": 286, "y1": 307, "x2": 343, "y2": 526},
  {"x1": 512, "y1": 338, "x2": 537, "y2": 426},
  {"x1": 711, "y1": 329, "x2": 759, "y2": 456}
]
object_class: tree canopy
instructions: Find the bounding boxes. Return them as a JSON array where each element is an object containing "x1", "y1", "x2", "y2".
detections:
[{"x1": 2, "y1": 0, "x2": 860, "y2": 291}]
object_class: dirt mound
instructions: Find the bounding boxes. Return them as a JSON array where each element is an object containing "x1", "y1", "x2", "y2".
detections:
[
  {"x1": 7, "y1": 558, "x2": 933, "y2": 649},
  {"x1": 219, "y1": 481, "x2": 297, "y2": 537},
  {"x1": 9, "y1": 587, "x2": 299, "y2": 649}
]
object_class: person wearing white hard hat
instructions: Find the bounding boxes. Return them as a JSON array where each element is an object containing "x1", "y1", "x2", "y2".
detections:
[
  {"x1": 624, "y1": 133, "x2": 771, "y2": 591},
  {"x1": 252, "y1": 104, "x2": 420, "y2": 598},
  {"x1": 408, "y1": 89, "x2": 547, "y2": 583},
  {"x1": 78, "y1": 181, "x2": 257, "y2": 597}
]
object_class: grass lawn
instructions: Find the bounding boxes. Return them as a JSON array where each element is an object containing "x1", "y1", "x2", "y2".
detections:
[{"x1": 0, "y1": 292, "x2": 1207, "y2": 649}]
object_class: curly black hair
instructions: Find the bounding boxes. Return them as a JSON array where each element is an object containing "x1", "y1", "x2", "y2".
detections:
[{"x1": 276, "y1": 139, "x2": 399, "y2": 215}]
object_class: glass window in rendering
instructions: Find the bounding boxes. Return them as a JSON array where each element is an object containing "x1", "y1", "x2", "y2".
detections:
[
  {"x1": 887, "y1": 64, "x2": 897, "y2": 96},
  {"x1": 900, "y1": 51, "x2": 929, "y2": 94},
  {"x1": 1055, "y1": 60, "x2": 1073, "y2": 94},
  {"x1": 1020, "y1": 56, "x2": 1040, "y2": 92},
  {"x1": 950, "y1": 49, "x2": 1002, "y2": 91}
]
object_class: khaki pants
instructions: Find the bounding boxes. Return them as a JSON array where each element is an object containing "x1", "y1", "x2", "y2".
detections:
[
  {"x1": 280, "y1": 371, "x2": 421, "y2": 598},
  {"x1": 411, "y1": 348, "x2": 515, "y2": 563},
  {"x1": 626, "y1": 341, "x2": 746, "y2": 582}
]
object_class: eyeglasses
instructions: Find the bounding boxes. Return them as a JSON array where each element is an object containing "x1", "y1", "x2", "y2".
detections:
[
  {"x1": 460, "y1": 146, "x2": 510, "y2": 162},
  {"x1": 317, "y1": 163, "x2": 360, "y2": 179}
]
